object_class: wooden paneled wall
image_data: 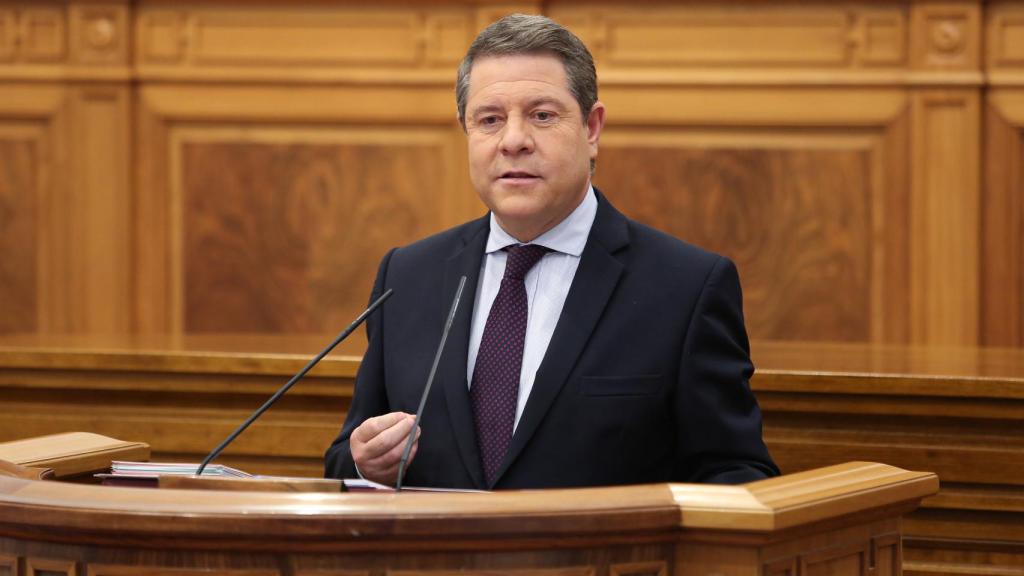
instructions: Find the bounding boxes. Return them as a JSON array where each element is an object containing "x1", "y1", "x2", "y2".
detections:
[{"x1": 0, "y1": 0, "x2": 1015, "y2": 346}]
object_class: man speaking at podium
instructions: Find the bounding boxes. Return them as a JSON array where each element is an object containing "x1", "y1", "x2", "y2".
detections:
[{"x1": 324, "y1": 14, "x2": 778, "y2": 489}]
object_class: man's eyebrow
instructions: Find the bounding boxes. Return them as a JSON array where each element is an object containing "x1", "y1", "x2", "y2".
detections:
[
  {"x1": 526, "y1": 97, "x2": 567, "y2": 110},
  {"x1": 468, "y1": 104, "x2": 504, "y2": 117}
]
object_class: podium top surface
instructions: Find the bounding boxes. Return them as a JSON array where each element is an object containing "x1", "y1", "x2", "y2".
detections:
[{"x1": 0, "y1": 462, "x2": 936, "y2": 549}]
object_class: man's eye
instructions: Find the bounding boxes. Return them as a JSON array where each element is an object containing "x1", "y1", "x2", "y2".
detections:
[
  {"x1": 480, "y1": 116, "x2": 499, "y2": 125},
  {"x1": 535, "y1": 111, "x2": 554, "y2": 121}
]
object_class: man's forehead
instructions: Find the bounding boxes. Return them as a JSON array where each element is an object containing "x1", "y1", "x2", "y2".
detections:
[{"x1": 467, "y1": 53, "x2": 571, "y2": 99}]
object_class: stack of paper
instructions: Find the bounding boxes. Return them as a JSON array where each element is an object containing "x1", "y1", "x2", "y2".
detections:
[
  {"x1": 95, "y1": 461, "x2": 253, "y2": 486},
  {"x1": 107, "y1": 461, "x2": 252, "y2": 478}
]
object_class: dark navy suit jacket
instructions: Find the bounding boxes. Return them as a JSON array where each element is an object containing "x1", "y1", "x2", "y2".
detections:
[{"x1": 324, "y1": 192, "x2": 778, "y2": 489}]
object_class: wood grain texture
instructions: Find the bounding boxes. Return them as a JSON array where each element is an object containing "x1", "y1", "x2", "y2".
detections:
[
  {"x1": 0, "y1": 461, "x2": 930, "y2": 544},
  {"x1": 750, "y1": 340, "x2": 1024, "y2": 574},
  {"x1": 66, "y1": 87, "x2": 132, "y2": 334},
  {"x1": 909, "y1": 90, "x2": 980, "y2": 346},
  {"x1": 549, "y1": 4, "x2": 909, "y2": 70},
  {"x1": 0, "y1": 337, "x2": 1013, "y2": 571},
  {"x1": 180, "y1": 138, "x2": 444, "y2": 334},
  {"x1": 0, "y1": 0, "x2": 997, "y2": 351},
  {"x1": 0, "y1": 334, "x2": 362, "y2": 478},
  {"x1": 25, "y1": 559, "x2": 74, "y2": 576},
  {"x1": 0, "y1": 138, "x2": 37, "y2": 333},
  {"x1": 0, "y1": 555, "x2": 15, "y2": 576},
  {"x1": 596, "y1": 144, "x2": 873, "y2": 342},
  {"x1": 982, "y1": 92, "x2": 1023, "y2": 346}
]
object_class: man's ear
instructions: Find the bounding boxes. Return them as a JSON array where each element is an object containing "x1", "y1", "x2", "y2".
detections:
[{"x1": 587, "y1": 101, "x2": 606, "y2": 153}]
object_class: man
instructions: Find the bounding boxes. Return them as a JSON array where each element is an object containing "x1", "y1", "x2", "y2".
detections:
[{"x1": 324, "y1": 14, "x2": 778, "y2": 489}]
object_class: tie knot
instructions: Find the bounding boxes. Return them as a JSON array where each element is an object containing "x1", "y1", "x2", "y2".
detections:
[{"x1": 503, "y1": 244, "x2": 549, "y2": 280}]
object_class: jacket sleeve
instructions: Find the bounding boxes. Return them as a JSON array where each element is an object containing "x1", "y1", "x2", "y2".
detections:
[
  {"x1": 323, "y1": 248, "x2": 396, "y2": 479},
  {"x1": 673, "y1": 256, "x2": 780, "y2": 484}
]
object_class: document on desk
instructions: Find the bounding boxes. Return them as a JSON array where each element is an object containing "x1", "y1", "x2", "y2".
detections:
[{"x1": 342, "y1": 478, "x2": 485, "y2": 493}]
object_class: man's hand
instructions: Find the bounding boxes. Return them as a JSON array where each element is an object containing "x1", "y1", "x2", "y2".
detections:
[{"x1": 350, "y1": 412, "x2": 420, "y2": 486}]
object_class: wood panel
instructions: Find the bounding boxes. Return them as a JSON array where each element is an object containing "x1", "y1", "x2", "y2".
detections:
[
  {"x1": 909, "y1": 90, "x2": 980, "y2": 346},
  {"x1": 0, "y1": 85, "x2": 63, "y2": 336},
  {"x1": 0, "y1": 555, "x2": 15, "y2": 576},
  {"x1": 88, "y1": 568, "x2": 279, "y2": 576},
  {"x1": 984, "y1": 1, "x2": 1024, "y2": 348},
  {"x1": 0, "y1": 0, "x2": 131, "y2": 336},
  {"x1": 135, "y1": 83, "x2": 472, "y2": 335},
  {"x1": 67, "y1": 86, "x2": 132, "y2": 334},
  {"x1": 550, "y1": 4, "x2": 908, "y2": 70},
  {"x1": 749, "y1": 341, "x2": 1024, "y2": 576},
  {"x1": 26, "y1": 559, "x2": 75, "y2": 576},
  {"x1": 598, "y1": 136, "x2": 876, "y2": 342},
  {"x1": 0, "y1": 0, "x2": 1004, "y2": 348},
  {"x1": 981, "y1": 93, "x2": 1022, "y2": 347},
  {"x1": 0, "y1": 467, "x2": 933, "y2": 575},
  {"x1": 0, "y1": 135, "x2": 37, "y2": 334},
  {"x1": 133, "y1": 4, "x2": 486, "y2": 80},
  {"x1": 0, "y1": 337, "x2": 1014, "y2": 571},
  {"x1": 178, "y1": 131, "x2": 449, "y2": 334}
]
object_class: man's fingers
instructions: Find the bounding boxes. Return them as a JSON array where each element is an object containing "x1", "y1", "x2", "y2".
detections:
[
  {"x1": 371, "y1": 432, "x2": 420, "y2": 483},
  {"x1": 362, "y1": 415, "x2": 416, "y2": 458},
  {"x1": 351, "y1": 412, "x2": 411, "y2": 444},
  {"x1": 372, "y1": 425, "x2": 420, "y2": 466}
]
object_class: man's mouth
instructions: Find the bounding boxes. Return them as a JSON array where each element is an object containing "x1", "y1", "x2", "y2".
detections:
[{"x1": 499, "y1": 171, "x2": 539, "y2": 180}]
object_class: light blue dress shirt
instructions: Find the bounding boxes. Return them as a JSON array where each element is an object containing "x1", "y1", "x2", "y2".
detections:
[{"x1": 467, "y1": 185, "x2": 598, "y2": 431}]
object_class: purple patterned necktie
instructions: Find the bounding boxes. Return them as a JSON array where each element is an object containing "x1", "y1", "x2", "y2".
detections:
[{"x1": 470, "y1": 244, "x2": 549, "y2": 486}]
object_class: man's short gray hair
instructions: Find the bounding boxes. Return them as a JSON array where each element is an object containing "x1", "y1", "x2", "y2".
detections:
[{"x1": 455, "y1": 14, "x2": 597, "y2": 128}]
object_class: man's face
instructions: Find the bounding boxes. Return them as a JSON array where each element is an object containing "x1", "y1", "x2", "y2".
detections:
[{"x1": 464, "y1": 53, "x2": 605, "y2": 241}]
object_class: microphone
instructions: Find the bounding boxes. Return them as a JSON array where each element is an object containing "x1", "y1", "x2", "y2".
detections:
[
  {"x1": 196, "y1": 288, "x2": 394, "y2": 476},
  {"x1": 395, "y1": 276, "x2": 466, "y2": 491}
]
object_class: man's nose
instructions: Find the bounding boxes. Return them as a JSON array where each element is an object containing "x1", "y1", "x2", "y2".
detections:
[{"x1": 499, "y1": 115, "x2": 534, "y2": 155}]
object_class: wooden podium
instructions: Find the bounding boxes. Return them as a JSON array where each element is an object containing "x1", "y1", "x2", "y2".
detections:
[{"x1": 0, "y1": 460, "x2": 936, "y2": 576}]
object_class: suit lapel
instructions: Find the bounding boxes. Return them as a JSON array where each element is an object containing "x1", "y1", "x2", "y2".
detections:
[
  {"x1": 493, "y1": 193, "x2": 630, "y2": 486},
  {"x1": 441, "y1": 217, "x2": 489, "y2": 489}
]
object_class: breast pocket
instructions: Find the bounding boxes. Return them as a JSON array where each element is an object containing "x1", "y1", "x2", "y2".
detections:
[{"x1": 580, "y1": 374, "x2": 663, "y2": 397}]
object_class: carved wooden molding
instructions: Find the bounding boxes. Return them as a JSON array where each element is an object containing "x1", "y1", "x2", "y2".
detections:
[
  {"x1": 388, "y1": 569, "x2": 595, "y2": 576},
  {"x1": 0, "y1": 3, "x2": 128, "y2": 67},
  {"x1": 550, "y1": 6, "x2": 908, "y2": 69},
  {"x1": 136, "y1": 6, "x2": 476, "y2": 70},
  {"x1": 0, "y1": 7, "x2": 65, "y2": 63},
  {"x1": 25, "y1": 559, "x2": 75, "y2": 576},
  {"x1": 0, "y1": 555, "x2": 17, "y2": 576},
  {"x1": 990, "y1": 7, "x2": 1024, "y2": 68},
  {"x1": 88, "y1": 567, "x2": 279, "y2": 576},
  {"x1": 911, "y1": 3, "x2": 980, "y2": 70},
  {"x1": 609, "y1": 562, "x2": 667, "y2": 576}
]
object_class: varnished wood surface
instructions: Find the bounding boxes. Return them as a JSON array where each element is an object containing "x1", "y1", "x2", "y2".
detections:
[
  {"x1": 0, "y1": 139, "x2": 37, "y2": 335},
  {"x1": 753, "y1": 340, "x2": 1024, "y2": 386},
  {"x1": 0, "y1": 336, "x2": 1012, "y2": 572},
  {"x1": 601, "y1": 147, "x2": 875, "y2": 343},
  {"x1": 0, "y1": 333, "x2": 364, "y2": 376},
  {"x1": 2, "y1": 335, "x2": 1023, "y2": 383},
  {"x1": 181, "y1": 139, "x2": 445, "y2": 334},
  {"x1": 0, "y1": 464, "x2": 922, "y2": 576},
  {"x1": 0, "y1": 462, "x2": 933, "y2": 546}
]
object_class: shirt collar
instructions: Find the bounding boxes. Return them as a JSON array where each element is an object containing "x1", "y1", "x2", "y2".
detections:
[{"x1": 485, "y1": 185, "x2": 597, "y2": 257}]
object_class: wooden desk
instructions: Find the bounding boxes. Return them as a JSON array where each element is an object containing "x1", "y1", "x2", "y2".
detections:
[
  {"x1": 752, "y1": 341, "x2": 1024, "y2": 576},
  {"x1": 0, "y1": 337, "x2": 1019, "y2": 574},
  {"x1": 0, "y1": 462, "x2": 935, "y2": 576}
]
